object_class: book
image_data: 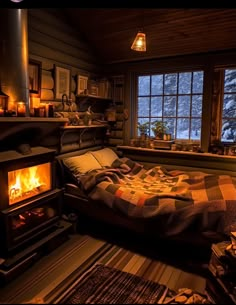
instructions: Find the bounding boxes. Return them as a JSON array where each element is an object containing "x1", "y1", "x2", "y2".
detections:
[
  {"x1": 225, "y1": 245, "x2": 236, "y2": 262},
  {"x1": 231, "y1": 232, "x2": 236, "y2": 240},
  {"x1": 211, "y1": 241, "x2": 236, "y2": 272},
  {"x1": 211, "y1": 241, "x2": 231, "y2": 260},
  {"x1": 230, "y1": 232, "x2": 236, "y2": 246}
]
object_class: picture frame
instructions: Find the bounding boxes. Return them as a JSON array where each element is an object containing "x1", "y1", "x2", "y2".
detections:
[
  {"x1": 77, "y1": 75, "x2": 88, "y2": 95},
  {"x1": 29, "y1": 59, "x2": 42, "y2": 98},
  {"x1": 54, "y1": 65, "x2": 71, "y2": 100},
  {"x1": 89, "y1": 84, "x2": 99, "y2": 96}
]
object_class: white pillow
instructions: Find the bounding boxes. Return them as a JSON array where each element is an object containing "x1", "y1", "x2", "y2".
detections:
[
  {"x1": 91, "y1": 148, "x2": 118, "y2": 167},
  {"x1": 63, "y1": 152, "x2": 102, "y2": 175}
]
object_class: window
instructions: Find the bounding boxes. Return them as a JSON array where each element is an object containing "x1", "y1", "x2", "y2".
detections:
[
  {"x1": 137, "y1": 71, "x2": 204, "y2": 141},
  {"x1": 221, "y1": 68, "x2": 236, "y2": 142}
]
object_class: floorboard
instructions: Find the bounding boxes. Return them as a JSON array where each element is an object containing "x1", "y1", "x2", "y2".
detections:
[{"x1": 0, "y1": 227, "x2": 210, "y2": 304}]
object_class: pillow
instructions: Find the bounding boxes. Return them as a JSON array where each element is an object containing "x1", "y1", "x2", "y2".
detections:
[
  {"x1": 63, "y1": 152, "x2": 102, "y2": 176},
  {"x1": 91, "y1": 148, "x2": 118, "y2": 167}
]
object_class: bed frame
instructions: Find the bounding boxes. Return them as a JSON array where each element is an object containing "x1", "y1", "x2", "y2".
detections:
[{"x1": 55, "y1": 145, "x2": 229, "y2": 257}]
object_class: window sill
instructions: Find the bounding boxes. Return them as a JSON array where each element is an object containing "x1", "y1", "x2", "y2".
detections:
[
  {"x1": 117, "y1": 145, "x2": 236, "y2": 159},
  {"x1": 117, "y1": 145, "x2": 236, "y2": 174}
]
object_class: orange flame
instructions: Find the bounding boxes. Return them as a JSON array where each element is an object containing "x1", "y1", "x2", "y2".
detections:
[{"x1": 8, "y1": 162, "x2": 51, "y2": 205}]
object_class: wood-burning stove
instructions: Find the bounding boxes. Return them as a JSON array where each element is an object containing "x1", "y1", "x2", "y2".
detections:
[{"x1": 0, "y1": 146, "x2": 63, "y2": 258}]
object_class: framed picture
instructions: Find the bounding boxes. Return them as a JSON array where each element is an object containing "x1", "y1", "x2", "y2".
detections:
[
  {"x1": 29, "y1": 59, "x2": 42, "y2": 98},
  {"x1": 89, "y1": 84, "x2": 99, "y2": 96},
  {"x1": 77, "y1": 75, "x2": 88, "y2": 95},
  {"x1": 54, "y1": 65, "x2": 71, "y2": 100}
]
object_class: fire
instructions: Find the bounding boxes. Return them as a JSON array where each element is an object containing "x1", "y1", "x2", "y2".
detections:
[{"x1": 8, "y1": 162, "x2": 51, "y2": 205}]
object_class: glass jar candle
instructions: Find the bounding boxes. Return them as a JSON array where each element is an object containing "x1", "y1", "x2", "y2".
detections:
[
  {"x1": 0, "y1": 107, "x2": 4, "y2": 117},
  {"x1": 17, "y1": 102, "x2": 26, "y2": 117}
]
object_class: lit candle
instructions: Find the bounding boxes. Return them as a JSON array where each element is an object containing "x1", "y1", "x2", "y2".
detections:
[
  {"x1": 34, "y1": 107, "x2": 40, "y2": 117},
  {"x1": 45, "y1": 104, "x2": 49, "y2": 117},
  {"x1": 48, "y1": 103, "x2": 54, "y2": 117},
  {"x1": 39, "y1": 106, "x2": 45, "y2": 117},
  {"x1": 17, "y1": 102, "x2": 26, "y2": 117},
  {"x1": 0, "y1": 107, "x2": 4, "y2": 117}
]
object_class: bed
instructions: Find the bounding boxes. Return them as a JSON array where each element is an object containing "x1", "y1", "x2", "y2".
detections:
[{"x1": 56, "y1": 146, "x2": 236, "y2": 245}]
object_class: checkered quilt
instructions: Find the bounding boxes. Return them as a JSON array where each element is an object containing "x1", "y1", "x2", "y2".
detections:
[{"x1": 78, "y1": 157, "x2": 236, "y2": 235}]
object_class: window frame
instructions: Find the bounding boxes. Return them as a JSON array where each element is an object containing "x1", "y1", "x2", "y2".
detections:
[
  {"x1": 133, "y1": 66, "x2": 205, "y2": 143},
  {"x1": 125, "y1": 51, "x2": 236, "y2": 153},
  {"x1": 217, "y1": 67, "x2": 236, "y2": 143}
]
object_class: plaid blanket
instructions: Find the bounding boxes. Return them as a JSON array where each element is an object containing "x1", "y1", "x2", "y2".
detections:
[{"x1": 78, "y1": 157, "x2": 236, "y2": 235}]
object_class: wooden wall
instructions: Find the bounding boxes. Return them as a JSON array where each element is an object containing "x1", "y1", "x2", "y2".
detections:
[
  {"x1": 27, "y1": 9, "x2": 111, "y2": 153},
  {"x1": 28, "y1": 9, "x2": 100, "y2": 107}
]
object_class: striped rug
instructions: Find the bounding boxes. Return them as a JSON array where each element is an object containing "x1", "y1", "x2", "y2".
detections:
[
  {"x1": 60, "y1": 264, "x2": 168, "y2": 304},
  {"x1": 0, "y1": 234, "x2": 208, "y2": 304},
  {"x1": 51, "y1": 242, "x2": 208, "y2": 304}
]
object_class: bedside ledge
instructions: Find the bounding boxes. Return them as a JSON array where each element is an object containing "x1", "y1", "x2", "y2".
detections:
[{"x1": 117, "y1": 145, "x2": 236, "y2": 175}]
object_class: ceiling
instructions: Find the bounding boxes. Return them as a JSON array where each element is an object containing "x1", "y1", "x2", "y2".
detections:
[{"x1": 63, "y1": 8, "x2": 236, "y2": 65}]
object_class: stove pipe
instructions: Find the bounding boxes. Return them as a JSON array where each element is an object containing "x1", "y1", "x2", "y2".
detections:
[{"x1": 0, "y1": 9, "x2": 29, "y2": 115}]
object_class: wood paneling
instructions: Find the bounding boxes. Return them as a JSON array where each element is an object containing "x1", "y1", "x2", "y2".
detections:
[
  {"x1": 62, "y1": 9, "x2": 236, "y2": 64},
  {"x1": 28, "y1": 9, "x2": 101, "y2": 106}
]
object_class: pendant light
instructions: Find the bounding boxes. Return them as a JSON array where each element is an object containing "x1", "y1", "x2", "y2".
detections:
[{"x1": 131, "y1": 30, "x2": 146, "y2": 52}]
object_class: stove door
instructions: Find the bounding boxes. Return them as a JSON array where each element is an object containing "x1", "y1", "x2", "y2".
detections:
[
  {"x1": 1, "y1": 188, "x2": 62, "y2": 256},
  {"x1": 8, "y1": 162, "x2": 52, "y2": 206}
]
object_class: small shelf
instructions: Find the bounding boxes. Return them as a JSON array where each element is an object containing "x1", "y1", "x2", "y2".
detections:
[
  {"x1": 76, "y1": 94, "x2": 112, "y2": 103},
  {"x1": 59, "y1": 124, "x2": 108, "y2": 153},
  {"x1": 60, "y1": 124, "x2": 108, "y2": 130}
]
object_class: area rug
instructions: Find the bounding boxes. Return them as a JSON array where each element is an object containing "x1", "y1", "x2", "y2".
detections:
[{"x1": 60, "y1": 263, "x2": 168, "y2": 304}]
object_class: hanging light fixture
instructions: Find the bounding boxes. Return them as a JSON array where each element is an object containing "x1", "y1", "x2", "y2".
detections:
[{"x1": 131, "y1": 30, "x2": 146, "y2": 52}]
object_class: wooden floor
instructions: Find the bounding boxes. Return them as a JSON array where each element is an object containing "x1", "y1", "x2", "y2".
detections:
[{"x1": 0, "y1": 224, "x2": 211, "y2": 304}]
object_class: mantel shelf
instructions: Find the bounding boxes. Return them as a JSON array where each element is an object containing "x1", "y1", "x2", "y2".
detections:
[{"x1": 0, "y1": 117, "x2": 68, "y2": 123}]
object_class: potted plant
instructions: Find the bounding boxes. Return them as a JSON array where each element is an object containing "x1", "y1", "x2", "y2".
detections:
[
  {"x1": 137, "y1": 122, "x2": 150, "y2": 139},
  {"x1": 151, "y1": 120, "x2": 169, "y2": 139}
]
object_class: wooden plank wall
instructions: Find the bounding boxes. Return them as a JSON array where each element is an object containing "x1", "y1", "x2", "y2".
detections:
[
  {"x1": 106, "y1": 76, "x2": 125, "y2": 147},
  {"x1": 28, "y1": 9, "x2": 100, "y2": 107},
  {"x1": 27, "y1": 9, "x2": 113, "y2": 153}
]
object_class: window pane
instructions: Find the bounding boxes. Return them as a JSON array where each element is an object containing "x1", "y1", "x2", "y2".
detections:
[
  {"x1": 138, "y1": 97, "x2": 150, "y2": 116},
  {"x1": 178, "y1": 72, "x2": 191, "y2": 94},
  {"x1": 151, "y1": 75, "x2": 163, "y2": 95},
  {"x1": 192, "y1": 71, "x2": 203, "y2": 93},
  {"x1": 224, "y1": 69, "x2": 236, "y2": 92},
  {"x1": 151, "y1": 97, "x2": 162, "y2": 116},
  {"x1": 164, "y1": 74, "x2": 177, "y2": 95},
  {"x1": 191, "y1": 119, "x2": 201, "y2": 140},
  {"x1": 138, "y1": 76, "x2": 150, "y2": 95},
  {"x1": 192, "y1": 95, "x2": 203, "y2": 116},
  {"x1": 222, "y1": 119, "x2": 236, "y2": 142},
  {"x1": 163, "y1": 96, "x2": 176, "y2": 116},
  {"x1": 178, "y1": 95, "x2": 190, "y2": 116},
  {"x1": 166, "y1": 118, "x2": 176, "y2": 139},
  {"x1": 221, "y1": 68, "x2": 236, "y2": 142},
  {"x1": 177, "y1": 118, "x2": 189, "y2": 139},
  {"x1": 137, "y1": 70, "x2": 203, "y2": 141},
  {"x1": 222, "y1": 94, "x2": 236, "y2": 117}
]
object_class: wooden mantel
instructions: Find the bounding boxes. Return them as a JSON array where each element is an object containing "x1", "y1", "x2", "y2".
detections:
[
  {"x1": 0, "y1": 117, "x2": 69, "y2": 153},
  {"x1": 0, "y1": 117, "x2": 68, "y2": 123}
]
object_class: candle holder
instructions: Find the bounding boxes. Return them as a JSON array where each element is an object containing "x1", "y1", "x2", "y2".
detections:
[
  {"x1": 0, "y1": 107, "x2": 4, "y2": 117},
  {"x1": 17, "y1": 102, "x2": 26, "y2": 117},
  {"x1": 0, "y1": 89, "x2": 9, "y2": 116},
  {"x1": 48, "y1": 103, "x2": 54, "y2": 117}
]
